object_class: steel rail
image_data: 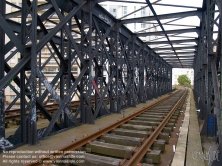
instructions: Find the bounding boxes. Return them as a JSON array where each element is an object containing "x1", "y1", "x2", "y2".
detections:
[
  {"x1": 125, "y1": 89, "x2": 188, "y2": 166},
  {"x1": 26, "y1": 90, "x2": 179, "y2": 166},
  {"x1": 5, "y1": 97, "x2": 111, "y2": 120}
]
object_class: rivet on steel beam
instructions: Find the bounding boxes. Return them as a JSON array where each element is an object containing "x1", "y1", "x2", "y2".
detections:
[
  {"x1": 147, "y1": 149, "x2": 152, "y2": 152},
  {"x1": 140, "y1": 138, "x2": 145, "y2": 143},
  {"x1": 131, "y1": 146, "x2": 137, "y2": 153}
]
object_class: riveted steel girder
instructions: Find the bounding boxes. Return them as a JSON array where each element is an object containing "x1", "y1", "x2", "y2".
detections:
[
  {"x1": 0, "y1": 0, "x2": 211, "y2": 149},
  {"x1": 193, "y1": 0, "x2": 222, "y2": 155}
]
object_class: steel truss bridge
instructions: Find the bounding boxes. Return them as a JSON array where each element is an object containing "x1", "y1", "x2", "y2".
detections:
[{"x1": 0, "y1": 0, "x2": 221, "y2": 158}]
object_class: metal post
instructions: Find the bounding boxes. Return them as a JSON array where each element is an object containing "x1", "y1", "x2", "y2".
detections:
[
  {"x1": 60, "y1": 26, "x2": 64, "y2": 123},
  {"x1": 87, "y1": 0, "x2": 93, "y2": 123},
  {"x1": 0, "y1": 0, "x2": 5, "y2": 138},
  {"x1": 29, "y1": 0, "x2": 38, "y2": 145},
  {"x1": 116, "y1": 25, "x2": 122, "y2": 113},
  {"x1": 139, "y1": 45, "x2": 145, "y2": 103},
  {"x1": 211, "y1": 56, "x2": 221, "y2": 131},
  {"x1": 20, "y1": 0, "x2": 27, "y2": 143},
  {"x1": 170, "y1": 66, "x2": 172, "y2": 91},
  {"x1": 80, "y1": 1, "x2": 94, "y2": 124},
  {"x1": 127, "y1": 40, "x2": 136, "y2": 107}
]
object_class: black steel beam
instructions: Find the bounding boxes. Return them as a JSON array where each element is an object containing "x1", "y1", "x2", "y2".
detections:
[
  {"x1": 0, "y1": 0, "x2": 5, "y2": 138},
  {"x1": 153, "y1": 3, "x2": 202, "y2": 9},
  {"x1": 154, "y1": 46, "x2": 197, "y2": 51},
  {"x1": 145, "y1": 0, "x2": 183, "y2": 67},
  {"x1": 162, "y1": 56, "x2": 195, "y2": 59},
  {"x1": 28, "y1": 0, "x2": 38, "y2": 145},
  {"x1": 146, "y1": 38, "x2": 198, "y2": 45},
  {"x1": 159, "y1": 51, "x2": 196, "y2": 55},
  {"x1": 120, "y1": 10, "x2": 202, "y2": 24},
  {"x1": 6, "y1": 3, "x2": 52, "y2": 19},
  {"x1": 0, "y1": 14, "x2": 24, "y2": 52},
  {"x1": 137, "y1": 28, "x2": 200, "y2": 37},
  {"x1": 97, "y1": 0, "x2": 146, "y2": 4}
]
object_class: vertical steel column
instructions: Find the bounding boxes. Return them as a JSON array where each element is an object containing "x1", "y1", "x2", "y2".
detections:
[
  {"x1": 80, "y1": 11, "x2": 84, "y2": 123},
  {"x1": 116, "y1": 25, "x2": 122, "y2": 113},
  {"x1": 80, "y1": 1, "x2": 94, "y2": 123},
  {"x1": 220, "y1": 14, "x2": 222, "y2": 165},
  {"x1": 213, "y1": 1, "x2": 222, "y2": 164},
  {"x1": 95, "y1": 50, "x2": 105, "y2": 116},
  {"x1": 65, "y1": 20, "x2": 73, "y2": 127},
  {"x1": 218, "y1": 0, "x2": 222, "y2": 154},
  {"x1": 20, "y1": 0, "x2": 28, "y2": 143},
  {"x1": 134, "y1": 45, "x2": 140, "y2": 104},
  {"x1": 150, "y1": 52, "x2": 154, "y2": 96},
  {"x1": 110, "y1": 31, "x2": 118, "y2": 113},
  {"x1": 199, "y1": 69, "x2": 205, "y2": 119},
  {"x1": 159, "y1": 59, "x2": 162, "y2": 95},
  {"x1": 155, "y1": 55, "x2": 159, "y2": 97},
  {"x1": 139, "y1": 45, "x2": 145, "y2": 103},
  {"x1": 170, "y1": 66, "x2": 172, "y2": 91},
  {"x1": 155, "y1": 56, "x2": 158, "y2": 96},
  {"x1": 166, "y1": 64, "x2": 169, "y2": 92},
  {"x1": 159, "y1": 59, "x2": 163, "y2": 96},
  {"x1": 38, "y1": 52, "x2": 41, "y2": 97},
  {"x1": 211, "y1": 55, "x2": 221, "y2": 135},
  {"x1": 204, "y1": 63, "x2": 209, "y2": 115},
  {"x1": 145, "y1": 50, "x2": 152, "y2": 100},
  {"x1": 160, "y1": 60, "x2": 163, "y2": 95},
  {"x1": 0, "y1": 0, "x2": 5, "y2": 138},
  {"x1": 207, "y1": 0, "x2": 220, "y2": 137},
  {"x1": 127, "y1": 39, "x2": 136, "y2": 107},
  {"x1": 162, "y1": 61, "x2": 165, "y2": 94},
  {"x1": 88, "y1": 0, "x2": 93, "y2": 123},
  {"x1": 166, "y1": 63, "x2": 169, "y2": 92},
  {"x1": 60, "y1": 25, "x2": 65, "y2": 123},
  {"x1": 166, "y1": 64, "x2": 168, "y2": 92},
  {"x1": 29, "y1": 0, "x2": 38, "y2": 145},
  {"x1": 94, "y1": 27, "x2": 101, "y2": 116},
  {"x1": 154, "y1": 56, "x2": 158, "y2": 98}
]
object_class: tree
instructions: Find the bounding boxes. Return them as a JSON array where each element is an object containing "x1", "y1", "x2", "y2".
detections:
[{"x1": 177, "y1": 74, "x2": 191, "y2": 87}]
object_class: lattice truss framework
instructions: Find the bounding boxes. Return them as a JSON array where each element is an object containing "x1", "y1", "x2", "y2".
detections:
[
  {"x1": 0, "y1": 0, "x2": 221, "y2": 147},
  {"x1": 193, "y1": 0, "x2": 221, "y2": 139}
]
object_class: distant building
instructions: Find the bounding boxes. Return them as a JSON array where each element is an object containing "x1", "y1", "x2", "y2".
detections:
[
  {"x1": 172, "y1": 68, "x2": 194, "y2": 86},
  {"x1": 99, "y1": 1, "x2": 156, "y2": 41},
  {"x1": 5, "y1": 0, "x2": 80, "y2": 104}
]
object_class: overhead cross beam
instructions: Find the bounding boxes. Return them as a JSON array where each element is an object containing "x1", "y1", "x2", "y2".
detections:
[
  {"x1": 145, "y1": 0, "x2": 183, "y2": 67},
  {"x1": 146, "y1": 38, "x2": 198, "y2": 45},
  {"x1": 137, "y1": 28, "x2": 200, "y2": 36},
  {"x1": 158, "y1": 51, "x2": 196, "y2": 55},
  {"x1": 120, "y1": 10, "x2": 202, "y2": 24},
  {"x1": 162, "y1": 56, "x2": 195, "y2": 59},
  {"x1": 154, "y1": 46, "x2": 197, "y2": 51}
]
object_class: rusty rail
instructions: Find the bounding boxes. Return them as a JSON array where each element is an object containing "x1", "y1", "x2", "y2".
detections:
[
  {"x1": 26, "y1": 90, "x2": 179, "y2": 166},
  {"x1": 5, "y1": 97, "x2": 111, "y2": 121},
  {"x1": 125, "y1": 89, "x2": 188, "y2": 166}
]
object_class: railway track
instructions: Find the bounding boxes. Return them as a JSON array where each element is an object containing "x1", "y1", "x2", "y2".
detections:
[
  {"x1": 5, "y1": 97, "x2": 111, "y2": 125},
  {"x1": 27, "y1": 89, "x2": 187, "y2": 166}
]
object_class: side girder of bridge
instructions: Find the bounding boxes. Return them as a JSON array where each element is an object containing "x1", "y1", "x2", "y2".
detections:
[
  {"x1": 193, "y1": 0, "x2": 222, "y2": 164},
  {"x1": 0, "y1": 0, "x2": 172, "y2": 147}
]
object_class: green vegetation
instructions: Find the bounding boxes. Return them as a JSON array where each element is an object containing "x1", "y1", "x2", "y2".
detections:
[{"x1": 177, "y1": 74, "x2": 191, "y2": 87}]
